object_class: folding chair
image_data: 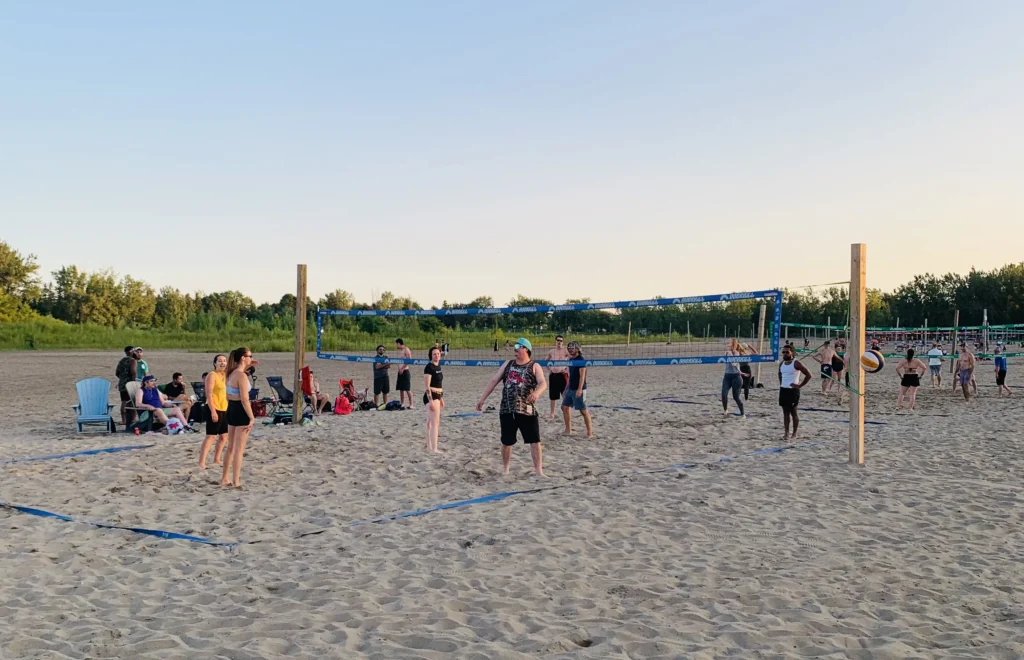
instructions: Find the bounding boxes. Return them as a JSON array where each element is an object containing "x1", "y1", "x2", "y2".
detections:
[{"x1": 265, "y1": 376, "x2": 312, "y2": 419}]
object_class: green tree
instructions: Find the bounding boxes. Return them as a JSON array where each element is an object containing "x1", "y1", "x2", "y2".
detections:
[
  {"x1": 0, "y1": 241, "x2": 41, "y2": 300},
  {"x1": 154, "y1": 286, "x2": 191, "y2": 328}
]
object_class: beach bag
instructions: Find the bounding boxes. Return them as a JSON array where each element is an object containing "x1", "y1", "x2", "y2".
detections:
[
  {"x1": 251, "y1": 400, "x2": 267, "y2": 417},
  {"x1": 165, "y1": 417, "x2": 185, "y2": 435},
  {"x1": 385, "y1": 400, "x2": 403, "y2": 411},
  {"x1": 333, "y1": 395, "x2": 353, "y2": 415},
  {"x1": 271, "y1": 410, "x2": 293, "y2": 425},
  {"x1": 359, "y1": 401, "x2": 374, "y2": 411}
]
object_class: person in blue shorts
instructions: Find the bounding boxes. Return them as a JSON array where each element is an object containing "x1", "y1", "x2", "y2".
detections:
[
  {"x1": 561, "y1": 341, "x2": 593, "y2": 439},
  {"x1": 994, "y1": 346, "x2": 1012, "y2": 397}
]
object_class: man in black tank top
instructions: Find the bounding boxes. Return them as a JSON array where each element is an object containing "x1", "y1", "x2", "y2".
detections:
[{"x1": 477, "y1": 338, "x2": 548, "y2": 476}]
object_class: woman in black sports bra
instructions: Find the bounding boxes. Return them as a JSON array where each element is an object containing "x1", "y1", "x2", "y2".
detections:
[{"x1": 423, "y1": 346, "x2": 444, "y2": 453}]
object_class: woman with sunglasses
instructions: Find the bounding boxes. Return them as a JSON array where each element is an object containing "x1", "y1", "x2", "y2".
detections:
[
  {"x1": 423, "y1": 346, "x2": 444, "y2": 453},
  {"x1": 221, "y1": 347, "x2": 255, "y2": 488}
]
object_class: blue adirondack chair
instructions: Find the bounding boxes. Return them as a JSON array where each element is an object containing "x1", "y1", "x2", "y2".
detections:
[{"x1": 73, "y1": 378, "x2": 116, "y2": 433}]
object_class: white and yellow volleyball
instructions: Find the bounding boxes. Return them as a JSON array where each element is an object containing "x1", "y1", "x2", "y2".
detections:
[{"x1": 860, "y1": 350, "x2": 885, "y2": 373}]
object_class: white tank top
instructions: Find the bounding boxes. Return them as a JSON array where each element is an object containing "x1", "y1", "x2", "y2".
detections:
[{"x1": 780, "y1": 360, "x2": 798, "y2": 388}]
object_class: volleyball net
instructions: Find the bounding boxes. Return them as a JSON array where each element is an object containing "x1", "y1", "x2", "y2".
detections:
[{"x1": 317, "y1": 289, "x2": 782, "y2": 367}]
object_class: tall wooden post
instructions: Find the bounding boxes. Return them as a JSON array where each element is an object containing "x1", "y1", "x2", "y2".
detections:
[
  {"x1": 755, "y1": 302, "x2": 767, "y2": 385},
  {"x1": 983, "y1": 308, "x2": 989, "y2": 352},
  {"x1": 626, "y1": 321, "x2": 632, "y2": 346},
  {"x1": 667, "y1": 323, "x2": 672, "y2": 345},
  {"x1": 294, "y1": 264, "x2": 307, "y2": 424},
  {"x1": 686, "y1": 320, "x2": 690, "y2": 342},
  {"x1": 849, "y1": 244, "x2": 866, "y2": 466}
]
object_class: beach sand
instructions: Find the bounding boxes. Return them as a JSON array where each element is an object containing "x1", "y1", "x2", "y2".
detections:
[{"x1": 1, "y1": 350, "x2": 1022, "y2": 658}]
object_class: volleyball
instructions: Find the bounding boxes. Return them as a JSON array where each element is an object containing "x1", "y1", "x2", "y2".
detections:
[{"x1": 860, "y1": 350, "x2": 884, "y2": 373}]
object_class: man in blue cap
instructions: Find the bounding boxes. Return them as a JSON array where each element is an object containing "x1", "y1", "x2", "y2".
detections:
[{"x1": 477, "y1": 337, "x2": 548, "y2": 476}]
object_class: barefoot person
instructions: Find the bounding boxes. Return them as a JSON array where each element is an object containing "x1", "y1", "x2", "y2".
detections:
[
  {"x1": 423, "y1": 346, "x2": 444, "y2": 453},
  {"x1": 721, "y1": 338, "x2": 746, "y2": 418},
  {"x1": 895, "y1": 348, "x2": 928, "y2": 411},
  {"x1": 372, "y1": 345, "x2": 390, "y2": 408},
  {"x1": 198, "y1": 354, "x2": 229, "y2": 469},
  {"x1": 221, "y1": 347, "x2": 255, "y2": 488},
  {"x1": 995, "y1": 346, "x2": 1012, "y2": 397},
  {"x1": 162, "y1": 372, "x2": 194, "y2": 420},
  {"x1": 927, "y1": 342, "x2": 944, "y2": 387},
  {"x1": 812, "y1": 340, "x2": 840, "y2": 397},
  {"x1": 954, "y1": 343, "x2": 976, "y2": 402},
  {"x1": 561, "y1": 341, "x2": 593, "y2": 439},
  {"x1": 778, "y1": 345, "x2": 812, "y2": 439},
  {"x1": 134, "y1": 375, "x2": 191, "y2": 431},
  {"x1": 476, "y1": 338, "x2": 548, "y2": 476},
  {"x1": 395, "y1": 338, "x2": 414, "y2": 409},
  {"x1": 545, "y1": 334, "x2": 570, "y2": 419}
]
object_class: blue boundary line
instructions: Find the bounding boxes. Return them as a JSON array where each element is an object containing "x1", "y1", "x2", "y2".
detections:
[
  {"x1": 1, "y1": 443, "x2": 157, "y2": 466},
  {"x1": 350, "y1": 440, "x2": 820, "y2": 526},
  {"x1": 0, "y1": 502, "x2": 238, "y2": 548}
]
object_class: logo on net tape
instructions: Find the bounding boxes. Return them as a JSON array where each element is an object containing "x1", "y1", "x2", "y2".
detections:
[
  {"x1": 669, "y1": 358, "x2": 703, "y2": 365},
  {"x1": 720, "y1": 292, "x2": 755, "y2": 301},
  {"x1": 625, "y1": 359, "x2": 657, "y2": 366},
  {"x1": 586, "y1": 302, "x2": 615, "y2": 310},
  {"x1": 442, "y1": 360, "x2": 468, "y2": 366},
  {"x1": 444, "y1": 309, "x2": 468, "y2": 315},
  {"x1": 584, "y1": 360, "x2": 613, "y2": 367},
  {"x1": 512, "y1": 306, "x2": 538, "y2": 313}
]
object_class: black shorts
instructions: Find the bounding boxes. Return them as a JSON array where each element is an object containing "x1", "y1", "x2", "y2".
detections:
[
  {"x1": 900, "y1": 374, "x2": 921, "y2": 388},
  {"x1": 423, "y1": 391, "x2": 443, "y2": 405},
  {"x1": 119, "y1": 388, "x2": 131, "y2": 402},
  {"x1": 396, "y1": 370, "x2": 411, "y2": 391},
  {"x1": 206, "y1": 409, "x2": 228, "y2": 436},
  {"x1": 548, "y1": 373, "x2": 568, "y2": 400},
  {"x1": 821, "y1": 364, "x2": 833, "y2": 379},
  {"x1": 499, "y1": 413, "x2": 541, "y2": 446},
  {"x1": 778, "y1": 387, "x2": 800, "y2": 410},
  {"x1": 226, "y1": 400, "x2": 250, "y2": 426},
  {"x1": 997, "y1": 370, "x2": 1007, "y2": 386},
  {"x1": 374, "y1": 377, "x2": 390, "y2": 395}
]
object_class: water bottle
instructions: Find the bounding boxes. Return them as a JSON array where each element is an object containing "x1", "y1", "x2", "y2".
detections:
[{"x1": 134, "y1": 427, "x2": 140, "y2": 436}]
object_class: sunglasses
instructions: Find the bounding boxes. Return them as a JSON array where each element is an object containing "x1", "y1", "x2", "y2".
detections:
[{"x1": 514, "y1": 344, "x2": 526, "y2": 350}]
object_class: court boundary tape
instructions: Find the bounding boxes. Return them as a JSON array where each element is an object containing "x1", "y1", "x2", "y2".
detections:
[
  {"x1": 0, "y1": 443, "x2": 157, "y2": 466},
  {"x1": 0, "y1": 501, "x2": 239, "y2": 548},
  {"x1": 351, "y1": 440, "x2": 822, "y2": 526}
]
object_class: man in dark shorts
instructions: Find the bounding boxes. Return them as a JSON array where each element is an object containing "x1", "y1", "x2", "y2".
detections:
[
  {"x1": 545, "y1": 334, "x2": 570, "y2": 419},
  {"x1": 115, "y1": 346, "x2": 138, "y2": 425},
  {"x1": 372, "y1": 345, "x2": 391, "y2": 407},
  {"x1": 395, "y1": 338, "x2": 414, "y2": 408},
  {"x1": 778, "y1": 345, "x2": 812, "y2": 440},
  {"x1": 477, "y1": 338, "x2": 548, "y2": 476}
]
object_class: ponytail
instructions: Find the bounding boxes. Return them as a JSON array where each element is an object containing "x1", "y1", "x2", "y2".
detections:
[{"x1": 226, "y1": 346, "x2": 249, "y2": 374}]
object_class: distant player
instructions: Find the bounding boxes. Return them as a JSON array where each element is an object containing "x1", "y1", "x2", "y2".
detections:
[
  {"x1": 778, "y1": 345, "x2": 812, "y2": 439},
  {"x1": 811, "y1": 340, "x2": 840, "y2": 397},
  {"x1": 545, "y1": 335, "x2": 570, "y2": 419},
  {"x1": 926, "y1": 342, "x2": 944, "y2": 387},
  {"x1": 953, "y1": 343, "x2": 976, "y2": 402},
  {"x1": 995, "y1": 346, "x2": 1012, "y2": 397},
  {"x1": 395, "y1": 338, "x2": 414, "y2": 409}
]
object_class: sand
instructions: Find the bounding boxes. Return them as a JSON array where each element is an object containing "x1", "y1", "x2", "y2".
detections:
[{"x1": 1, "y1": 349, "x2": 1023, "y2": 659}]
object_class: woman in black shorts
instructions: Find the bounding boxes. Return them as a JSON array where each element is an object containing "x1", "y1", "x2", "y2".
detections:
[
  {"x1": 423, "y1": 346, "x2": 444, "y2": 453},
  {"x1": 221, "y1": 347, "x2": 256, "y2": 488},
  {"x1": 895, "y1": 348, "x2": 927, "y2": 411}
]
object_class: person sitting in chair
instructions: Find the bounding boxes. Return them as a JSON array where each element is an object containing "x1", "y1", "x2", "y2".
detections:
[
  {"x1": 162, "y1": 372, "x2": 194, "y2": 419},
  {"x1": 308, "y1": 369, "x2": 331, "y2": 414},
  {"x1": 135, "y1": 375, "x2": 191, "y2": 431}
]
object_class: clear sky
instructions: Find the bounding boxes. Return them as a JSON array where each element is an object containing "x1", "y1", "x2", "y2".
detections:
[{"x1": 2, "y1": 1, "x2": 1021, "y2": 307}]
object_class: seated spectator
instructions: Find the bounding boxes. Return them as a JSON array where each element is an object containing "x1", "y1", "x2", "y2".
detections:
[
  {"x1": 135, "y1": 375, "x2": 192, "y2": 432},
  {"x1": 162, "y1": 372, "x2": 193, "y2": 419},
  {"x1": 308, "y1": 369, "x2": 331, "y2": 414}
]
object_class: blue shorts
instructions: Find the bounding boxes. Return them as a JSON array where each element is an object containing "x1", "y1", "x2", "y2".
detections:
[
  {"x1": 562, "y1": 388, "x2": 587, "y2": 411},
  {"x1": 929, "y1": 364, "x2": 941, "y2": 376}
]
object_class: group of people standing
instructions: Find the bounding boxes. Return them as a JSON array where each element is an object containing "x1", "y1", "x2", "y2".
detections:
[{"x1": 193, "y1": 347, "x2": 258, "y2": 488}]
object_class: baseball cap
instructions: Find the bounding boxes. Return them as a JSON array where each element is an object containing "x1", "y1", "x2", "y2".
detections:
[{"x1": 514, "y1": 338, "x2": 532, "y2": 352}]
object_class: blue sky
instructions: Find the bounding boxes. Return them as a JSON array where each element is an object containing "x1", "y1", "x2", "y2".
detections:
[{"x1": 2, "y1": 1, "x2": 1021, "y2": 307}]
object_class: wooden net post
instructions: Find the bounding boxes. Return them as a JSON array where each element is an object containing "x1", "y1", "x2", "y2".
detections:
[
  {"x1": 849, "y1": 244, "x2": 866, "y2": 466},
  {"x1": 294, "y1": 264, "x2": 307, "y2": 424}
]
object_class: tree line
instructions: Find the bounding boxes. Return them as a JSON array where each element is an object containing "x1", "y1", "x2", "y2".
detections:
[{"x1": 2, "y1": 241, "x2": 1023, "y2": 338}]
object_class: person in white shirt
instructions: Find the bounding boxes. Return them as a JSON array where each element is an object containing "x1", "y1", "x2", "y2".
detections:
[
  {"x1": 778, "y1": 345, "x2": 813, "y2": 440},
  {"x1": 926, "y1": 343, "x2": 945, "y2": 388}
]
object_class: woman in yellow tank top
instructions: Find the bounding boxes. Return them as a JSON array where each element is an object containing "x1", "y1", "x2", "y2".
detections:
[{"x1": 199, "y1": 354, "x2": 229, "y2": 469}]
